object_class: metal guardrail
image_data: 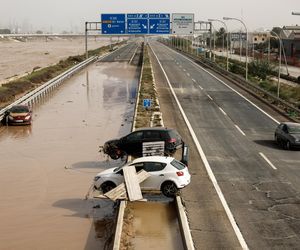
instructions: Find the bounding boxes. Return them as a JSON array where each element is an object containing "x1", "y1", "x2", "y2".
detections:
[
  {"x1": 163, "y1": 42, "x2": 300, "y2": 121},
  {"x1": 0, "y1": 56, "x2": 97, "y2": 120}
]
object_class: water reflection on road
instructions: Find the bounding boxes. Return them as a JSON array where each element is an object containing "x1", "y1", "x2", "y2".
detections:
[{"x1": 0, "y1": 62, "x2": 139, "y2": 249}]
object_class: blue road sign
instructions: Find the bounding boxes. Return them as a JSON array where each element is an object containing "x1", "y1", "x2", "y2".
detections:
[
  {"x1": 127, "y1": 13, "x2": 148, "y2": 34},
  {"x1": 143, "y1": 99, "x2": 152, "y2": 108},
  {"x1": 101, "y1": 14, "x2": 126, "y2": 34},
  {"x1": 149, "y1": 13, "x2": 170, "y2": 34}
]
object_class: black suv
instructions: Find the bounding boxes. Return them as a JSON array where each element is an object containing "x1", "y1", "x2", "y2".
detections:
[{"x1": 103, "y1": 127, "x2": 183, "y2": 159}]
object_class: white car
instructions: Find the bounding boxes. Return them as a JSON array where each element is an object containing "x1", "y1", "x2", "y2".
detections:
[{"x1": 93, "y1": 156, "x2": 191, "y2": 197}]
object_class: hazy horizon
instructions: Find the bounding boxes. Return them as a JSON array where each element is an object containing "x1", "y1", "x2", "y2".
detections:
[{"x1": 0, "y1": 0, "x2": 299, "y2": 33}]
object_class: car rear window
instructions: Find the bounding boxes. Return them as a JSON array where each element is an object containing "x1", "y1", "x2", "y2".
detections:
[{"x1": 171, "y1": 159, "x2": 186, "y2": 170}]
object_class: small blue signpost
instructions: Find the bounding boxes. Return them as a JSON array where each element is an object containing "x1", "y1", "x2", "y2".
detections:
[
  {"x1": 143, "y1": 99, "x2": 152, "y2": 108},
  {"x1": 127, "y1": 14, "x2": 148, "y2": 34},
  {"x1": 149, "y1": 13, "x2": 170, "y2": 34},
  {"x1": 101, "y1": 14, "x2": 126, "y2": 34}
]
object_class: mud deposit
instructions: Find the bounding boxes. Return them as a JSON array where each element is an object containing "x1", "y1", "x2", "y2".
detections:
[
  {"x1": 0, "y1": 62, "x2": 139, "y2": 249},
  {"x1": 0, "y1": 37, "x2": 112, "y2": 84},
  {"x1": 126, "y1": 201, "x2": 184, "y2": 250}
]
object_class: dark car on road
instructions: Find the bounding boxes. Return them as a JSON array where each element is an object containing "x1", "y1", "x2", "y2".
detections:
[
  {"x1": 1, "y1": 105, "x2": 32, "y2": 125},
  {"x1": 103, "y1": 127, "x2": 183, "y2": 159},
  {"x1": 275, "y1": 122, "x2": 300, "y2": 150}
]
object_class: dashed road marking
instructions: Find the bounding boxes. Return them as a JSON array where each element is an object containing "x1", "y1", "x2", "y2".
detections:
[
  {"x1": 234, "y1": 125, "x2": 246, "y2": 136},
  {"x1": 219, "y1": 107, "x2": 227, "y2": 116},
  {"x1": 187, "y1": 73, "x2": 190, "y2": 77},
  {"x1": 150, "y1": 43, "x2": 249, "y2": 250},
  {"x1": 199, "y1": 85, "x2": 203, "y2": 90},
  {"x1": 163, "y1": 44, "x2": 280, "y2": 125},
  {"x1": 259, "y1": 152, "x2": 277, "y2": 170},
  {"x1": 207, "y1": 94, "x2": 213, "y2": 100},
  {"x1": 192, "y1": 78, "x2": 196, "y2": 82}
]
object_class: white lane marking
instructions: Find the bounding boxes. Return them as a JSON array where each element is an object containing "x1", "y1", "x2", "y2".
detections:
[
  {"x1": 163, "y1": 44, "x2": 280, "y2": 125},
  {"x1": 259, "y1": 152, "x2": 277, "y2": 170},
  {"x1": 234, "y1": 125, "x2": 246, "y2": 136},
  {"x1": 150, "y1": 44, "x2": 249, "y2": 250},
  {"x1": 199, "y1": 85, "x2": 203, "y2": 90},
  {"x1": 183, "y1": 69, "x2": 186, "y2": 72},
  {"x1": 219, "y1": 107, "x2": 227, "y2": 116},
  {"x1": 192, "y1": 78, "x2": 196, "y2": 82},
  {"x1": 129, "y1": 46, "x2": 138, "y2": 64},
  {"x1": 187, "y1": 73, "x2": 190, "y2": 77},
  {"x1": 207, "y1": 94, "x2": 213, "y2": 100}
]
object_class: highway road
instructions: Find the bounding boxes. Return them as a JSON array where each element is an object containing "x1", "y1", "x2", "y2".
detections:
[
  {"x1": 149, "y1": 40, "x2": 300, "y2": 249},
  {"x1": 0, "y1": 43, "x2": 140, "y2": 249},
  {"x1": 101, "y1": 41, "x2": 140, "y2": 63}
]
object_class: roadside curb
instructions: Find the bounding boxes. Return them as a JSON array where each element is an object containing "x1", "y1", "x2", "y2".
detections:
[
  {"x1": 175, "y1": 196, "x2": 195, "y2": 250},
  {"x1": 113, "y1": 200, "x2": 127, "y2": 250}
]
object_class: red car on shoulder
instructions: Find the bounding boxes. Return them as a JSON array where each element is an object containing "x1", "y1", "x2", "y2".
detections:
[{"x1": 2, "y1": 105, "x2": 32, "y2": 125}]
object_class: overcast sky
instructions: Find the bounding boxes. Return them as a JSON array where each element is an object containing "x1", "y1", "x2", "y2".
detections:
[{"x1": 0, "y1": 0, "x2": 299, "y2": 33}]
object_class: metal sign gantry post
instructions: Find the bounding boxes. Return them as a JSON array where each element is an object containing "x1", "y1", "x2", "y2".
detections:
[
  {"x1": 85, "y1": 16, "x2": 212, "y2": 60},
  {"x1": 85, "y1": 22, "x2": 102, "y2": 59}
]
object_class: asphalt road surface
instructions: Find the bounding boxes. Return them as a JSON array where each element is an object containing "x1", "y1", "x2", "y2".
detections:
[
  {"x1": 149, "y1": 40, "x2": 300, "y2": 249},
  {"x1": 100, "y1": 42, "x2": 139, "y2": 63},
  {"x1": 0, "y1": 48, "x2": 139, "y2": 249}
]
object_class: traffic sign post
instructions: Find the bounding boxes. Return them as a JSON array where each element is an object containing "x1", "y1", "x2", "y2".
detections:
[
  {"x1": 101, "y1": 14, "x2": 126, "y2": 34},
  {"x1": 143, "y1": 99, "x2": 152, "y2": 108}
]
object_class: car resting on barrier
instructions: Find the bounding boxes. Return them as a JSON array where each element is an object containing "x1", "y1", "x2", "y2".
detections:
[
  {"x1": 93, "y1": 156, "x2": 191, "y2": 198},
  {"x1": 99, "y1": 127, "x2": 183, "y2": 160}
]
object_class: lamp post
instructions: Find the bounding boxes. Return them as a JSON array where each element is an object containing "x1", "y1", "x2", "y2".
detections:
[
  {"x1": 208, "y1": 19, "x2": 229, "y2": 71},
  {"x1": 223, "y1": 17, "x2": 248, "y2": 81},
  {"x1": 269, "y1": 31, "x2": 282, "y2": 98}
]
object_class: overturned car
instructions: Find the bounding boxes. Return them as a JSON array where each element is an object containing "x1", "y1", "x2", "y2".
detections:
[{"x1": 102, "y1": 127, "x2": 183, "y2": 160}]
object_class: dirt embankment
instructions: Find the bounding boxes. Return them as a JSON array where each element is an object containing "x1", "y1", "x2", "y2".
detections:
[
  {"x1": 0, "y1": 37, "x2": 111, "y2": 84},
  {"x1": 0, "y1": 38, "x2": 125, "y2": 108}
]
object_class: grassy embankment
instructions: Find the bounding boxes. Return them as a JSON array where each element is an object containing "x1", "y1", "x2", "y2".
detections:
[
  {"x1": 0, "y1": 42, "x2": 124, "y2": 108},
  {"x1": 134, "y1": 44, "x2": 161, "y2": 128}
]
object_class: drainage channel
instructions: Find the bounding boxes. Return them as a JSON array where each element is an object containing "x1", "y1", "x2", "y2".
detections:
[{"x1": 113, "y1": 195, "x2": 193, "y2": 250}]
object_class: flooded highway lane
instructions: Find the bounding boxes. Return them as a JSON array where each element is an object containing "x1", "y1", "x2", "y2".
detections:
[
  {"x1": 0, "y1": 62, "x2": 139, "y2": 249},
  {"x1": 125, "y1": 201, "x2": 184, "y2": 250}
]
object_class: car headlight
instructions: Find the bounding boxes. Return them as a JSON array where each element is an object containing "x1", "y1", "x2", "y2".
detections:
[
  {"x1": 8, "y1": 115, "x2": 14, "y2": 120},
  {"x1": 295, "y1": 138, "x2": 300, "y2": 142},
  {"x1": 94, "y1": 176, "x2": 101, "y2": 182},
  {"x1": 24, "y1": 115, "x2": 31, "y2": 120}
]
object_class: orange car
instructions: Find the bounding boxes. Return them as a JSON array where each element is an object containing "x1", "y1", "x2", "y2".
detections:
[{"x1": 2, "y1": 105, "x2": 32, "y2": 125}]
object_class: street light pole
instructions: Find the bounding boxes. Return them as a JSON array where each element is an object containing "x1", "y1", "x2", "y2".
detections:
[
  {"x1": 208, "y1": 19, "x2": 229, "y2": 71},
  {"x1": 269, "y1": 31, "x2": 282, "y2": 98},
  {"x1": 223, "y1": 17, "x2": 248, "y2": 81}
]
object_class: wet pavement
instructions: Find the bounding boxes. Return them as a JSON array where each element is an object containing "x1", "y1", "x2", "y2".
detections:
[{"x1": 0, "y1": 62, "x2": 139, "y2": 249}]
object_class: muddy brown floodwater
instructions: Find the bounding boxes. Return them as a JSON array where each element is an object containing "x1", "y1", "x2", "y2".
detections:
[
  {"x1": 0, "y1": 37, "x2": 113, "y2": 84},
  {"x1": 127, "y1": 201, "x2": 184, "y2": 250},
  {"x1": 0, "y1": 61, "x2": 139, "y2": 249}
]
